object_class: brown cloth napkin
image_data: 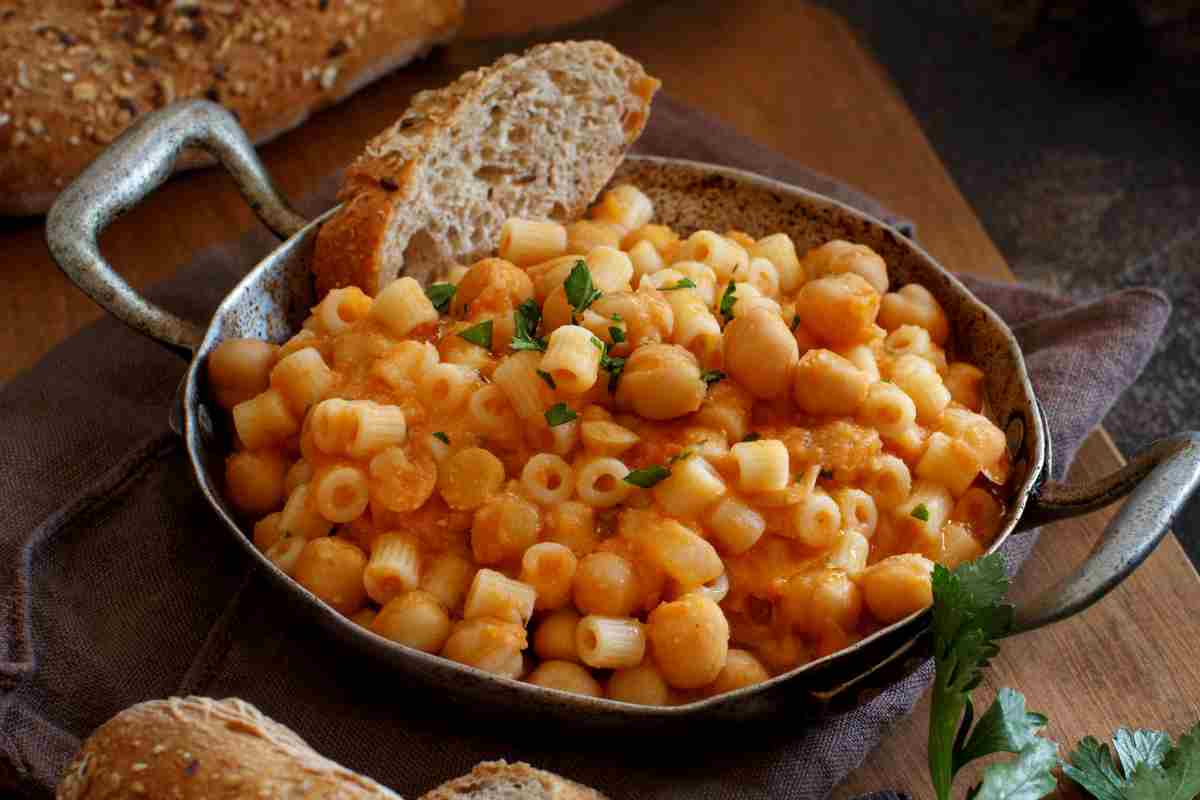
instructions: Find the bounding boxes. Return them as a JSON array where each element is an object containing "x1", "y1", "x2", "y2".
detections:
[{"x1": 0, "y1": 96, "x2": 1169, "y2": 799}]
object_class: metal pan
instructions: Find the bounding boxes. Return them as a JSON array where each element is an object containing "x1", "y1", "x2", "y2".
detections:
[{"x1": 46, "y1": 100, "x2": 1200, "y2": 725}]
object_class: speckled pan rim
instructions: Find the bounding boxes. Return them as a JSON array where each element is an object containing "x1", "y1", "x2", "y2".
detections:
[{"x1": 182, "y1": 155, "x2": 1047, "y2": 718}]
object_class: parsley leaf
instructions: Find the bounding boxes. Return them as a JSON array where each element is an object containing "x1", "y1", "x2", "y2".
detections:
[
  {"x1": 970, "y1": 738, "x2": 1059, "y2": 800},
  {"x1": 928, "y1": 555, "x2": 1019, "y2": 800},
  {"x1": 660, "y1": 277, "x2": 697, "y2": 291},
  {"x1": 668, "y1": 444, "x2": 704, "y2": 465},
  {"x1": 1064, "y1": 737, "x2": 1129, "y2": 800},
  {"x1": 610, "y1": 313, "x2": 623, "y2": 322},
  {"x1": 432, "y1": 431, "x2": 449, "y2": 445},
  {"x1": 425, "y1": 283, "x2": 456, "y2": 312},
  {"x1": 1125, "y1": 722, "x2": 1200, "y2": 800},
  {"x1": 791, "y1": 313, "x2": 801, "y2": 331},
  {"x1": 719, "y1": 281, "x2": 737, "y2": 321},
  {"x1": 544, "y1": 403, "x2": 577, "y2": 427},
  {"x1": 592, "y1": 338, "x2": 625, "y2": 393},
  {"x1": 1115, "y1": 728, "x2": 1174, "y2": 778},
  {"x1": 624, "y1": 464, "x2": 671, "y2": 488},
  {"x1": 956, "y1": 688, "x2": 1049, "y2": 772},
  {"x1": 743, "y1": 432, "x2": 762, "y2": 442},
  {"x1": 701, "y1": 369, "x2": 726, "y2": 386},
  {"x1": 536, "y1": 369, "x2": 556, "y2": 390},
  {"x1": 457, "y1": 320, "x2": 493, "y2": 350},
  {"x1": 564, "y1": 260, "x2": 602, "y2": 316},
  {"x1": 912, "y1": 503, "x2": 931, "y2": 522},
  {"x1": 511, "y1": 298, "x2": 546, "y2": 352},
  {"x1": 610, "y1": 326, "x2": 626, "y2": 344}
]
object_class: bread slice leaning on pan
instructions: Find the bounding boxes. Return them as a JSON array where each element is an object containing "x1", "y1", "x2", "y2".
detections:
[{"x1": 312, "y1": 40, "x2": 659, "y2": 296}]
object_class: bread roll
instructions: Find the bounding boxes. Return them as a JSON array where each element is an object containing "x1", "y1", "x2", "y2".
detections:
[
  {"x1": 0, "y1": 1, "x2": 464, "y2": 216},
  {"x1": 418, "y1": 760, "x2": 608, "y2": 800},
  {"x1": 311, "y1": 40, "x2": 659, "y2": 296}
]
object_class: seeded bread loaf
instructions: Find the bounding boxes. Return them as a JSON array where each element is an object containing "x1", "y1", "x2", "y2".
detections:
[
  {"x1": 56, "y1": 697, "x2": 609, "y2": 800},
  {"x1": 0, "y1": 0, "x2": 464, "y2": 217},
  {"x1": 311, "y1": 40, "x2": 659, "y2": 296}
]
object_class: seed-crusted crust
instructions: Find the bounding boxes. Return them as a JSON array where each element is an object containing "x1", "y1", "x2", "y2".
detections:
[
  {"x1": 55, "y1": 696, "x2": 403, "y2": 800},
  {"x1": 0, "y1": 0, "x2": 464, "y2": 216},
  {"x1": 312, "y1": 40, "x2": 660, "y2": 297},
  {"x1": 417, "y1": 760, "x2": 610, "y2": 800}
]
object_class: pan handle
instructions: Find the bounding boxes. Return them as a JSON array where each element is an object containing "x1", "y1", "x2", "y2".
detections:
[
  {"x1": 1008, "y1": 432, "x2": 1200, "y2": 633},
  {"x1": 46, "y1": 100, "x2": 308, "y2": 357}
]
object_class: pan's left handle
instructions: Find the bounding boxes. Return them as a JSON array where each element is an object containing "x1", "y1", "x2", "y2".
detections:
[{"x1": 46, "y1": 100, "x2": 308, "y2": 358}]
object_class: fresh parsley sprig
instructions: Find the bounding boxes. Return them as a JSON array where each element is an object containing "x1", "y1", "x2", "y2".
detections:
[
  {"x1": 1064, "y1": 724, "x2": 1200, "y2": 800},
  {"x1": 564, "y1": 260, "x2": 602, "y2": 318},
  {"x1": 511, "y1": 298, "x2": 546, "y2": 352},
  {"x1": 624, "y1": 464, "x2": 671, "y2": 488},
  {"x1": 457, "y1": 320, "x2": 493, "y2": 349},
  {"x1": 425, "y1": 283, "x2": 456, "y2": 312},
  {"x1": 660, "y1": 277, "x2": 697, "y2": 291},
  {"x1": 719, "y1": 282, "x2": 737, "y2": 322}
]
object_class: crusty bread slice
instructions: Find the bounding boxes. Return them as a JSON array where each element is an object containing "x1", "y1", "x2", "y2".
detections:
[
  {"x1": 418, "y1": 761, "x2": 609, "y2": 800},
  {"x1": 56, "y1": 697, "x2": 401, "y2": 799},
  {"x1": 312, "y1": 41, "x2": 659, "y2": 296}
]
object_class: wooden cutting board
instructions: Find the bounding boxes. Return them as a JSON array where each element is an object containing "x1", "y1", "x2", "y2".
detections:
[{"x1": 1, "y1": 2, "x2": 1196, "y2": 797}]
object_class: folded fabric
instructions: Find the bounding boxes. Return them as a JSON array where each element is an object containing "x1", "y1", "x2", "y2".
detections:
[{"x1": 0, "y1": 95, "x2": 1169, "y2": 800}]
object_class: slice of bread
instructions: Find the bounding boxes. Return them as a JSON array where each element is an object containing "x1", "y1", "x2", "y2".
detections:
[
  {"x1": 312, "y1": 41, "x2": 659, "y2": 296},
  {"x1": 418, "y1": 761, "x2": 609, "y2": 800}
]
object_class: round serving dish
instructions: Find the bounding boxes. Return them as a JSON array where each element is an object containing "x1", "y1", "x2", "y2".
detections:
[{"x1": 47, "y1": 100, "x2": 1200, "y2": 726}]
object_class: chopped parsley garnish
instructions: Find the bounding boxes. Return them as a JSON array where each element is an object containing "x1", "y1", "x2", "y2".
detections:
[
  {"x1": 510, "y1": 298, "x2": 546, "y2": 352},
  {"x1": 791, "y1": 313, "x2": 801, "y2": 331},
  {"x1": 457, "y1": 320, "x2": 493, "y2": 349},
  {"x1": 742, "y1": 432, "x2": 762, "y2": 442},
  {"x1": 911, "y1": 503, "x2": 931, "y2": 522},
  {"x1": 624, "y1": 464, "x2": 671, "y2": 488},
  {"x1": 591, "y1": 337, "x2": 626, "y2": 393},
  {"x1": 610, "y1": 313, "x2": 623, "y2": 322},
  {"x1": 536, "y1": 369, "x2": 556, "y2": 390},
  {"x1": 668, "y1": 443, "x2": 705, "y2": 465},
  {"x1": 701, "y1": 369, "x2": 726, "y2": 386},
  {"x1": 432, "y1": 431, "x2": 450, "y2": 444},
  {"x1": 719, "y1": 282, "x2": 738, "y2": 321},
  {"x1": 660, "y1": 277, "x2": 697, "y2": 291},
  {"x1": 425, "y1": 283, "x2": 456, "y2": 312},
  {"x1": 544, "y1": 403, "x2": 577, "y2": 427},
  {"x1": 563, "y1": 260, "x2": 602, "y2": 316},
  {"x1": 610, "y1": 326, "x2": 626, "y2": 344},
  {"x1": 591, "y1": 336, "x2": 605, "y2": 352}
]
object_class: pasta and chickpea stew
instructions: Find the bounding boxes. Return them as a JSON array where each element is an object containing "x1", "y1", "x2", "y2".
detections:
[{"x1": 209, "y1": 183, "x2": 1010, "y2": 704}]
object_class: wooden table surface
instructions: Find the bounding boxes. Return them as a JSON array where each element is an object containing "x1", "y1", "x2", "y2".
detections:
[{"x1": 3, "y1": 2, "x2": 1198, "y2": 797}]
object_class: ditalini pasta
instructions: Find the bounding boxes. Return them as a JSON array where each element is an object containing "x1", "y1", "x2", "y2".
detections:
[{"x1": 210, "y1": 182, "x2": 1011, "y2": 703}]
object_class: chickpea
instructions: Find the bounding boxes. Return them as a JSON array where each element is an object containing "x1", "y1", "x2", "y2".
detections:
[
  {"x1": 471, "y1": 494, "x2": 541, "y2": 565},
  {"x1": 722, "y1": 306, "x2": 799, "y2": 400},
  {"x1": 541, "y1": 284, "x2": 574, "y2": 334},
  {"x1": 615, "y1": 343, "x2": 706, "y2": 420},
  {"x1": 208, "y1": 338, "x2": 278, "y2": 409},
  {"x1": 519, "y1": 542, "x2": 578, "y2": 611},
  {"x1": 795, "y1": 273, "x2": 881, "y2": 347},
  {"x1": 450, "y1": 257, "x2": 533, "y2": 317},
  {"x1": 802, "y1": 240, "x2": 889, "y2": 294},
  {"x1": 533, "y1": 608, "x2": 583, "y2": 662},
  {"x1": 647, "y1": 594, "x2": 730, "y2": 689},
  {"x1": 779, "y1": 568, "x2": 863, "y2": 635},
  {"x1": 607, "y1": 662, "x2": 672, "y2": 705},
  {"x1": 692, "y1": 379, "x2": 755, "y2": 443},
  {"x1": 371, "y1": 590, "x2": 452, "y2": 653},
  {"x1": 592, "y1": 290, "x2": 674, "y2": 352},
  {"x1": 225, "y1": 450, "x2": 288, "y2": 515},
  {"x1": 878, "y1": 283, "x2": 950, "y2": 345},
  {"x1": 792, "y1": 349, "x2": 871, "y2": 416},
  {"x1": 860, "y1": 554, "x2": 935, "y2": 623},
  {"x1": 573, "y1": 552, "x2": 640, "y2": 617},
  {"x1": 526, "y1": 660, "x2": 603, "y2": 697},
  {"x1": 293, "y1": 537, "x2": 368, "y2": 615},
  {"x1": 705, "y1": 648, "x2": 770, "y2": 695},
  {"x1": 441, "y1": 617, "x2": 527, "y2": 678},
  {"x1": 438, "y1": 447, "x2": 505, "y2": 510}
]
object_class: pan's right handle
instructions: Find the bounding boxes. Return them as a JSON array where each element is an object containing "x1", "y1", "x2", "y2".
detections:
[{"x1": 46, "y1": 100, "x2": 308, "y2": 357}]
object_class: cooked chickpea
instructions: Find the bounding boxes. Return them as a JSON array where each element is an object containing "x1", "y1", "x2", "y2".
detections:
[
  {"x1": 544, "y1": 501, "x2": 599, "y2": 557},
  {"x1": 647, "y1": 594, "x2": 730, "y2": 689},
  {"x1": 520, "y1": 542, "x2": 578, "y2": 611},
  {"x1": 722, "y1": 306, "x2": 799, "y2": 399},
  {"x1": 438, "y1": 447, "x2": 505, "y2": 510},
  {"x1": 371, "y1": 590, "x2": 452, "y2": 653},
  {"x1": 573, "y1": 552, "x2": 640, "y2": 617},
  {"x1": 615, "y1": 343, "x2": 706, "y2": 420},
  {"x1": 792, "y1": 349, "x2": 870, "y2": 416},
  {"x1": 802, "y1": 240, "x2": 889, "y2": 294},
  {"x1": 592, "y1": 290, "x2": 674, "y2": 351},
  {"x1": 225, "y1": 450, "x2": 288, "y2": 515},
  {"x1": 470, "y1": 494, "x2": 541, "y2": 565},
  {"x1": 526, "y1": 660, "x2": 603, "y2": 696},
  {"x1": 878, "y1": 283, "x2": 950, "y2": 345},
  {"x1": 860, "y1": 554, "x2": 935, "y2": 623},
  {"x1": 779, "y1": 568, "x2": 863, "y2": 634},
  {"x1": 795, "y1": 273, "x2": 881, "y2": 347},
  {"x1": 533, "y1": 608, "x2": 583, "y2": 662},
  {"x1": 293, "y1": 537, "x2": 368, "y2": 615},
  {"x1": 705, "y1": 648, "x2": 770, "y2": 695},
  {"x1": 208, "y1": 338, "x2": 278, "y2": 409},
  {"x1": 441, "y1": 617, "x2": 527, "y2": 678},
  {"x1": 607, "y1": 662, "x2": 672, "y2": 705},
  {"x1": 450, "y1": 257, "x2": 533, "y2": 317}
]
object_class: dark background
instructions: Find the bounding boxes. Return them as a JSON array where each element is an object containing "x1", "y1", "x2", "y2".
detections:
[{"x1": 816, "y1": 0, "x2": 1200, "y2": 566}]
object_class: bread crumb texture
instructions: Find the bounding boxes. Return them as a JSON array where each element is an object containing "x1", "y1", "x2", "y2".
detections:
[
  {"x1": 417, "y1": 760, "x2": 610, "y2": 800},
  {"x1": 0, "y1": 0, "x2": 464, "y2": 214}
]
